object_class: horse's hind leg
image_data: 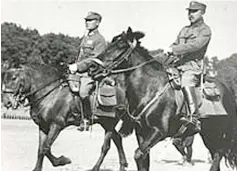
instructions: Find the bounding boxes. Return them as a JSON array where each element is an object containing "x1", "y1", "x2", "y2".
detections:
[
  {"x1": 209, "y1": 151, "x2": 223, "y2": 171},
  {"x1": 186, "y1": 144, "x2": 193, "y2": 163},
  {"x1": 173, "y1": 138, "x2": 187, "y2": 164},
  {"x1": 92, "y1": 130, "x2": 113, "y2": 171},
  {"x1": 112, "y1": 130, "x2": 128, "y2": 171}
]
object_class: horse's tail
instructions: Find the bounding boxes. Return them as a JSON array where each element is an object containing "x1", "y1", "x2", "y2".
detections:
[
  {"x1": 226, "y1": 105, "x2": 237, "y2": 168},
  {"x1": 221, "y1": 83, "x2": 237, "y2": 168},
  {"x1": 225, "y1": 114, "x2": 237, "y2": 168}
]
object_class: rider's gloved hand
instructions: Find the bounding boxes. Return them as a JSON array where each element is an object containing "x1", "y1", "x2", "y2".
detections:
[{"x1": 68, "y1": 63, "x2": 78, "y2": 74}]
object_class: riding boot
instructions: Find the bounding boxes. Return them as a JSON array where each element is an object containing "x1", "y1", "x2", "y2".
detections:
[
  {"x1": 180, "y1": 86, "x2": 201, "y2": 135},
  {"x1": 77, "y1": 97, "x2": 91, "y2": 131}
]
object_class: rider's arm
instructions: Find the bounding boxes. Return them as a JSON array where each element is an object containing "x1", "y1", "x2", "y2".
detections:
[{"x1": 171, "y1": 27, "x2": 211, "y2": 55}]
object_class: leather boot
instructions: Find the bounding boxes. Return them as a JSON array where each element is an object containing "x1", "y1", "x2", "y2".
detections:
[
  {"x1": 77, "y1": 97, "x2": 91, "y2": 131},
  {"x1": 180, "y1": 86, "x2": 201, "y2": 135}
]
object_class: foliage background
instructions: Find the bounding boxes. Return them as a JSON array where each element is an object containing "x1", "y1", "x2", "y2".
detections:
[{"x1": 1, "y1": 22, "x2": 81, "y2": 70}]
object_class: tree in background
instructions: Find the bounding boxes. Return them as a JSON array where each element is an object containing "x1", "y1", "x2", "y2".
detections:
[
  {"x1": 1, "y1": 22, "x2": 43, "y2": 67},
  {"x1": 1, "y1": 22, "x2": 81, "y2": 70}
]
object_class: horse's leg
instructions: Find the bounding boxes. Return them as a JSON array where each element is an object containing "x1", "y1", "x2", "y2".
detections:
[
  {"x1": 46, "y1": 149, "x2": 71, "y2": 167},
  {"x1": 33, "y1": 123, "x2": 64, "y2": 171},
  {"x1": 186, "y1": 143, "x2": 193, "y2": 163},
  {"x1": 209, "y1": 151, "x2": 223, "y2": 171},
  {"x1": 32, "y1": 128, "x2": 47, "y2": 171},
  {"x1": 172, "y1": 138, "x2": 187, "y2": 164},
  {"x1": 33, "y1": 127, "x2": 71, "y2": 168},
  {"x1": 111, "y1": 129, "x2": 128, "y2": 171},
  {"x1": 134, "y1": 128, "x2": 150, "y2": 171},
  {"x1": 92, "y1": 130, "x2": 112, "y2": 171}
]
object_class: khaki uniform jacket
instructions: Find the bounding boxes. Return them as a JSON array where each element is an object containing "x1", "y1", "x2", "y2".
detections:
[
  {"x1": 77, "y1": 29, "x2": 106, "y2": 61},
  {"x1": 171, "y1": 18, "x2": 211, "y2": 73}
]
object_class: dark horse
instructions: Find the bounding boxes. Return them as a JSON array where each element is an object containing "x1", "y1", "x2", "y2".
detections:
[
  {"x1": 1, "y1": 64, "x2": 128, "y2": 171},
  {"x1": 94, "y1": 27, "x2": 237, "y2": 171}
]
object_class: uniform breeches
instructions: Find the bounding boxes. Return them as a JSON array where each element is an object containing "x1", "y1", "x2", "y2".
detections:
[{"x1": 79, "y1": 73, "x2": 94, "y2": 99}]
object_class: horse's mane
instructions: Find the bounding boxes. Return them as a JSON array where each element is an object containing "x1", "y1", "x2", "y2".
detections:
[
  {"x1": 24, "y1": 63, "x2": 64, "y2": 79},
  {"x1": 135, "y1": 44, "x2": 164, "y2": 71}
]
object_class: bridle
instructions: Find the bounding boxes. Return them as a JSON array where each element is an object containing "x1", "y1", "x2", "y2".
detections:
[{"x1": 95, "y1": 33, "x2": 155, "y2": 78}]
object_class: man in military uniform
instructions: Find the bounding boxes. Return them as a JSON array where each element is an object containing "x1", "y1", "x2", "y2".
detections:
[
  {"x1": 164, "y1": 1, "x2": 212, "y2": 134},
  {"x1": 69, "y1": 12, "x2": 107, "y2": 130}
]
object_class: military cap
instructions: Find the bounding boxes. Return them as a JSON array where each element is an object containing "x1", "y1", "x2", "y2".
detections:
[
  {"x1": 84, "y1": 12, "x2": 102, "y2": 21},
  {"x1": 186, "y1": 1, "x2": 206, "y2": 12}
]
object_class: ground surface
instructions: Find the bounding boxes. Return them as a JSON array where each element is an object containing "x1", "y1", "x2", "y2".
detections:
[{"x1": 1, "y1": 119, "x2": 235, "y2": 171}]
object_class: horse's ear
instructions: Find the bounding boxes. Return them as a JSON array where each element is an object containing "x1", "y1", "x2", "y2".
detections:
[
  {"x1": 127, "y1": 27, "x2": 133, "y2": 35},
  {"x1": 133, "y1": 31, "x2": 145, "y2": 41},
  {"x1": 126, "y1": 27, "x2": 133, "y2": 41}
]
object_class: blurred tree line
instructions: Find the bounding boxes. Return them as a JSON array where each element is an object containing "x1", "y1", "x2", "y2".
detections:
[{"x1": 1, "y1": 22, "x2": 81, "y2": 70}]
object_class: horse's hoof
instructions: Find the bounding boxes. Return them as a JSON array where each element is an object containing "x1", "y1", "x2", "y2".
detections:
[
  {"x1": 178, "y1": 159, "x2": 194, "y2": 166},
  {"x1": 53, "y1": 156, "x2": 71, "y2": 166}
]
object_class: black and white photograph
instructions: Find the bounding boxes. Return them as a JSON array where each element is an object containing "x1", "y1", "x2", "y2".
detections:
[{"x1": 1, "y1": 1, "x2": 237, "y2": 171}]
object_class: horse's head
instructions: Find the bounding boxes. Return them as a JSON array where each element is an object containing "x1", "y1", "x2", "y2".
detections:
[
  {"x1": 1, "y1": 67, "x2": 28, "y2": 109},
  {"x1": 99, "y1": 27, "x2": 145, "y2": 69}
]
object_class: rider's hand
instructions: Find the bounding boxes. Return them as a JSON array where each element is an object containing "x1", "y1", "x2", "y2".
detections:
[{"x1": 68, "y1": 63, "x2": 77, "y2": 74}]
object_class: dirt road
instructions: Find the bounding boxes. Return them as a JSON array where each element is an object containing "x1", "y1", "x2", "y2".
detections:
[{"x1": 1, "y1": 119, "x2": 235, "y2": 171}]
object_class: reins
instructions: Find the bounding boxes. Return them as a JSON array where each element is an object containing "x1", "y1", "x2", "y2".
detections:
[
  {"x1": 110, "y1": 59, "x2": 155, "y2": 74},
  {"x1": 100, "y1": 38, "x2": 157, "y2": 76}
]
